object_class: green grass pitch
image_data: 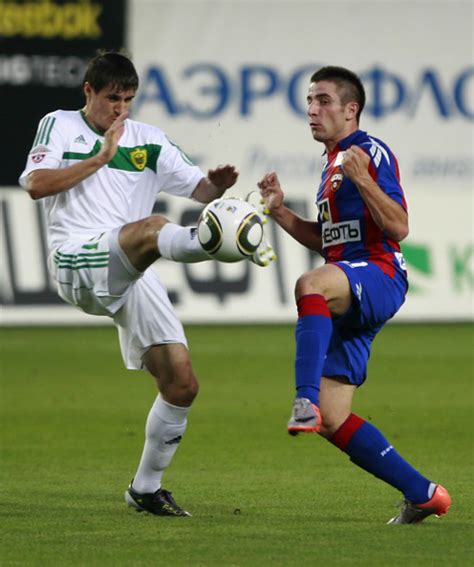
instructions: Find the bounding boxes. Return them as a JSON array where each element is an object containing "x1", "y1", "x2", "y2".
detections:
[{"x1": 1, "y1": 323, "x2": 473, "y2": 566}]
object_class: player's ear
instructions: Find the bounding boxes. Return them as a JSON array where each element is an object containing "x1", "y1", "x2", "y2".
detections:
[
  {"x1": 345, "y1": 101, "x2": 359, "y2": 121},
  {"x1": 83, "y1": 82, "x2": 93, "y2": 100}
]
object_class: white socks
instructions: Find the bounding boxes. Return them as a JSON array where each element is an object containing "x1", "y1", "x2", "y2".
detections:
[
  {"x1": 157, "y1": 223, "x2": 209, "y2": 263},
  {"x1": 132, "y1": 395, "x2": 190, "y2": 494}
]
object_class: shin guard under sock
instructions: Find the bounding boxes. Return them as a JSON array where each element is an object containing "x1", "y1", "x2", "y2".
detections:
[{"x1": 295, "y1": 294, "x2": 332, "y2": 405}]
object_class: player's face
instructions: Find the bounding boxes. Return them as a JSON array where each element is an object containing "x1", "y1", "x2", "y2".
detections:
[
  {"x1": 83, "y1": 83, "x2": 136, "y2": 133},
  {"x1": 307, "y1": 81, "x2": 357, "y2": 150}
]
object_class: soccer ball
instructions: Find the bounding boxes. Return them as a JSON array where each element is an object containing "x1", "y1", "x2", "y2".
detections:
[{"x1": 197, "y1": 198, "x2": 263, "y2": 262}]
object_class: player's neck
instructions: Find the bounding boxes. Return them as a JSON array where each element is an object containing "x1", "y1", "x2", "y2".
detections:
[
  {"x1": 325, "y1": 125, "x2": 359, "y2": 153},
  {"x1": 81, "y1": 107, "x2": 106, "y2": 135}
]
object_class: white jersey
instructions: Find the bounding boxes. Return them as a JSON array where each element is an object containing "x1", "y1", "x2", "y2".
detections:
[{"x1": 19, "y1": 110, "x2": 204, "y2": 251}]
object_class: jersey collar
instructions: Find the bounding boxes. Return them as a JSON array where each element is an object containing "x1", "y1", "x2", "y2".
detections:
[
  {"x1": 79, "y1": 109, "x2": 105, "y2": 136},
  {"x1": 327, "y1": 129, "x2": 367, "y2": 161}
]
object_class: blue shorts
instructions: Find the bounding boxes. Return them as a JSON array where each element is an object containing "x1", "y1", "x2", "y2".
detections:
[{"x1": 322, "y1": 261, "x2": 408, "y2": 386}]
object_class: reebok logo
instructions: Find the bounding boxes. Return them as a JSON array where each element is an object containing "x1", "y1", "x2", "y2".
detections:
[
  {"x1": 74, "y1": 134, "x2": 87, "y2": 144},
  {"x1": 164, "y1": 435, "x2": 183, "y2": 445}
]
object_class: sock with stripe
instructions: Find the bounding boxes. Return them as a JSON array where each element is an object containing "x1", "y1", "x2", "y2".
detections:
[
  {"x1": 157, "y1": 223, "x2": 209, "y2": 263},
  {"x1": 330, "y1": 413, "x2": 433, "y2": 503},
  {"x1": 132, "y1": 395, "x2": 190, "y2": 494},
  {"x1": 295, "y1": 294, "x2": 332, "y2": 406}
]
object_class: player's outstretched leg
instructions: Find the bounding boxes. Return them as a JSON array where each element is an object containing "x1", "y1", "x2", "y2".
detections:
[
  {"x1": 329, "y1": 413, "x2": 452, "y2": 524},
  {"x1": 245, "y1": 192, "x2": 276, "y2": 267},
  {"x1": 158, "y1": 224, "x2": 211, "y2": 263}
]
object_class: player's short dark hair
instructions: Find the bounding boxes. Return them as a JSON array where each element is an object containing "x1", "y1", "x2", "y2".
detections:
[
  {"x1": 83, "y1": 50, "x2": 139, "y2": 93},
  {"x1": 310, "y1": 66, "x2": 365, "y2": 122}
]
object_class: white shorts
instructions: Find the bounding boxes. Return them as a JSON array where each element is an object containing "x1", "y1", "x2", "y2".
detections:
[{"x1": 49, "y1": 229, "x2": 187, "y2": 370}]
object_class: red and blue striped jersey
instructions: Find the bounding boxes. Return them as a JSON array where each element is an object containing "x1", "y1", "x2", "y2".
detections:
[{"x1": 316, "y1": 129, "x2": 408, "y2": 278}]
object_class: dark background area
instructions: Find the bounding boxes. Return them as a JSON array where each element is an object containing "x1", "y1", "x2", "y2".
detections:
[{"x1": 1, "y1": 0, "x2": 126, "y2": 185}]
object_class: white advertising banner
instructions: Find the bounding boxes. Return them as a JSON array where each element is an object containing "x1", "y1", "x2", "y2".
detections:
[
  {"x1": 0, "y1": 188, "x2": 472, "y2": 324},
  {"x1": 129, "y1": 0, "x2": 472, "y2": 199},
  {"x1": 1, "y1": 0, "x2": 472, "y2": 324}
]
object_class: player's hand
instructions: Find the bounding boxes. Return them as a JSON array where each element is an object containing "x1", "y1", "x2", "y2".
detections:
[
  {"x1": 257, "y1": 172, "x2": 284, "y2": 213},
  {"x1": 341, "y1": 146, "x2": 371, "y2": 185},
  {"x1": 99, "y1": 111, "x2": 128, "y2": 164},
  {"x1": 207, "y1": 164, "x2": 239, "y2": 194}
]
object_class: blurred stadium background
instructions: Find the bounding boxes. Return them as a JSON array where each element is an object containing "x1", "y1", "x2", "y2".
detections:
[{"x1": 1, "y1": 0, "x2": 472, "y2": 326}]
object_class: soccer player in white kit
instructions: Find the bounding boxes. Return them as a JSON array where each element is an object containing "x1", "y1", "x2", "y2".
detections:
[{"x1": 19, "y1": 51, "x2": 273, "y2": 517}]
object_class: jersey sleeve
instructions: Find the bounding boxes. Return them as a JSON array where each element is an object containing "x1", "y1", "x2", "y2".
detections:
[
  {"x1": 363, "y1": 141, "x2": 408, "y2": 211},
  {"x1": 18, "y1": 112, "x2": 66, "y2": 188},
  {"x1": 154, "y1": 136, "x2": 205, "y2": 198}
]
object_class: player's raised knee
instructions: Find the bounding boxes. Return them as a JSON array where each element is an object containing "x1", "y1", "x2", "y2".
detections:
[
  {"x1": 295, "y1": 271, "x2": 324, "y2": 299},
  {"x1": 138, "y1": 215, "x2": 170, "y2": 242},
  {"x1": 119, "y1": 215, "x2": 171, "y2": 270}
]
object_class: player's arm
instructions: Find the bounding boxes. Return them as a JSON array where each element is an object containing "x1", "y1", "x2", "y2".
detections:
[
  {"x1": 27, "y1": 155, "x2": 109, "y2": 199},
  {"x1": 26, "y1": 112, "x2": 128, "y2": 200},
  {"x1": 191, "y1": 164, "x2": 239, "y2": 203},
  {"x1": 258, "y1": 172, "x2": 323, "y2": 253},
  {"x1": 342, "y1": 146, "x2": 409, "y2": 242}
]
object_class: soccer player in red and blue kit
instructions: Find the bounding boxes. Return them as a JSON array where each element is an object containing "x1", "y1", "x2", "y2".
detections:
[{"x1": 257, "y1": 66, "x2": 451, "y2": 524}]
